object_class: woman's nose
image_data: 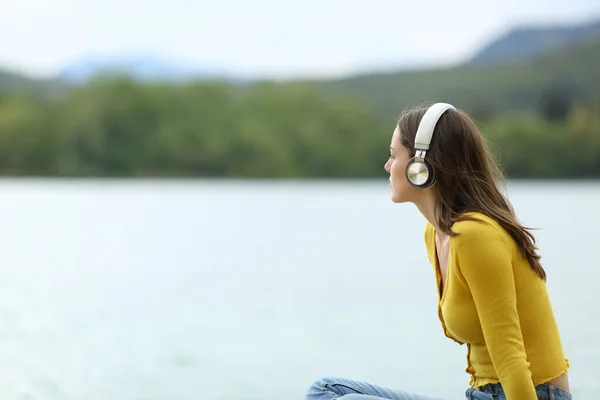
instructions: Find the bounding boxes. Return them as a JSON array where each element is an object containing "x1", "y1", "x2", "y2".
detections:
[{"x1": 384, "y1": 159, "x2": 391, "y2": 173}]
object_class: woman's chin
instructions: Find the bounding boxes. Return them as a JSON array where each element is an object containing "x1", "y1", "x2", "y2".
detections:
[
  {"x1": 390, "y1": 187, "x2": 412, "y2": 204},
  {"x1": 391, "y1": 191, "x2": 404, "y2": 203}
]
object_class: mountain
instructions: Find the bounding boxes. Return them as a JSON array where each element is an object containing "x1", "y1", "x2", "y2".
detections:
[
  {"x1": 312, "y1": 35, "x2": 600, "y2": 119},
  {"x1": 469, "y1": 17, "x2": 600, "y2": 65},
  {"x1": 58, "y1": 53, "x2": 232, "y2": 84},
  {"x1": 0, "y1": 67, "x2": 62, "y2": 94},
  {"x1": 1, "y1": 17, "x2": 600, "y2": 118}
]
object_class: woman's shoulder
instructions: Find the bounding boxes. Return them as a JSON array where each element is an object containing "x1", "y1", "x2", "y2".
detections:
[
  {"x1": 424, "y1": 212, "x2": 501, "y2": 235},
  {"x1": 424, "y1": 212, "x2": 510, "y2": 243},
  {"x1": 451, "y1": 212, "x2": 510, "y2": 244}
]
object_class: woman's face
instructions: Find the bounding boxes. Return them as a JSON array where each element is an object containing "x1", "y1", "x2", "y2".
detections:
[{"x1": 384, "y1": 125, "x2": 422, "y2": 204}]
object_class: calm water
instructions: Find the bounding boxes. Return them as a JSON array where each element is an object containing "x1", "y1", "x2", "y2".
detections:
[{"x1": 0, "y1": 179, "x2": 597, "y2": 400}]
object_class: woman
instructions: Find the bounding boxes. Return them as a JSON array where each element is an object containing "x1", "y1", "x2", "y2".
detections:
[{"x1": 305, "y1": 103, "x2": 571, "y2": 400}]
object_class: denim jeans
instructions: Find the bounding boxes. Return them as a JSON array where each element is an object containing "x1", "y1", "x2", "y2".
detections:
[
  {"x1": 305, "y1": 377, "x2": 573, "y2": 400},
  {"x1": 465, "y1": 382, "x2": 573, "y2": 399}
]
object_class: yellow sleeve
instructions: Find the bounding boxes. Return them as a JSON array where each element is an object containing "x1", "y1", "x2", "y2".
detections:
[{"x1": 452, "y1": 220, "x2": 537, "y2": 400}]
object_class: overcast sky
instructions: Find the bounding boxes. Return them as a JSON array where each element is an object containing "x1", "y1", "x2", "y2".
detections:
[{"x1": 2, "y1": 0, "x2": 600, "y2": 79}]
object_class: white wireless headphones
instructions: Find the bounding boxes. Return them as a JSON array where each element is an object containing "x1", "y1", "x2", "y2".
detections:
[{"x1": 404, "y1": 102, "x2": 456, "y2": 188}]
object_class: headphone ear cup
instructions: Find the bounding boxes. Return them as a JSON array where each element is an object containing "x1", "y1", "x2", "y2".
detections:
[
  {"x1": 422, "y1": 160, "x2": 435, "y2": 188},
  {"x1": 405, "y1": 158, "x2": 435, "y2": 188}
]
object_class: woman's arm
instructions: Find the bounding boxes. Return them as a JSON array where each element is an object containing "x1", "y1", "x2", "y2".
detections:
[{"x1": 453, "y1": 221, "x2": 537, "y2": 400}]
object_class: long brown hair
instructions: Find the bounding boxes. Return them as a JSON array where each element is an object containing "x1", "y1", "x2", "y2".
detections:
[{"x1": 398, "y1": 103, "x2": 546, "y2": 281}]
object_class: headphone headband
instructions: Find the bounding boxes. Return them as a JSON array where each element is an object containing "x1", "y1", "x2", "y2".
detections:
[{"x1": 414, "y1": 102, "x2": 456, "y2": 151}]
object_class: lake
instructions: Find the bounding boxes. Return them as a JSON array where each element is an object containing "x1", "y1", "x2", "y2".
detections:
[{"x1": 0, "y1": 179, "x2": 597, "y2": 399}]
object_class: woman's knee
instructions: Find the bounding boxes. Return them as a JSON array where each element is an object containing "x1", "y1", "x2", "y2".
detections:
[
  {"x1": 305, "y1": 376, "x2": 353, "y2": 399},
  {"x1": 306, "y1": 376, "x2": 339, "y2": 392}
]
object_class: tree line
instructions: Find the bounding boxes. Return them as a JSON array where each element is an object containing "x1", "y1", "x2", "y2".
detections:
[{"x1": 0, "y1": 76, "x2": 598, "y2": 178}]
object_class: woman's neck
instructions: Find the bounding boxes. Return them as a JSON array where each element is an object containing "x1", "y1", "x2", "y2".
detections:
[{"x1": 415, "y1": 190, "x2": 439, "y2": 231}]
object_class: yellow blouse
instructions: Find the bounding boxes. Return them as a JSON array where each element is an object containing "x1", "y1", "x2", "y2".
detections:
[{"x1": 424, "y1": 212, "x2": 569, "y2": 400}]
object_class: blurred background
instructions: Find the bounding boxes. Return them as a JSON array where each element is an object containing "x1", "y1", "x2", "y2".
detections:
[{"x1": 1, "y1": 0, "x2": 599, "y2": 399}]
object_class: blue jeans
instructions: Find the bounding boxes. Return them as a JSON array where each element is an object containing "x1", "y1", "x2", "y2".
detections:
[
  {"x1": 305, "y1": 377, "x2": 573, "y2": 400},
  {"x1": 466, "y1": 382, "x2": 573, "y2": 400}
]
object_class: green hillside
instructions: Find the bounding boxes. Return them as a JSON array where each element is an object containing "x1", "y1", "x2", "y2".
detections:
[{"x1": 313, "y1": 36, "x2": 600, "y2": 120}]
